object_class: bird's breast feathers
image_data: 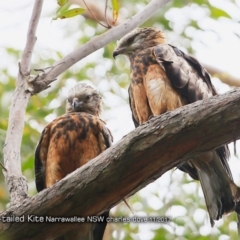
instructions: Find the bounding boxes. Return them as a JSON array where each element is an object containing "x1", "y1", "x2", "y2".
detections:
[
  {"x1": 130, "y1": 53, "x2": 186, "y2": 123},
  {"x1": 35, "y1": 112, "x2": 111, "y2": 188},
  {"x1": 144, "y1": 64, "x2": 185, "y2": 114}
]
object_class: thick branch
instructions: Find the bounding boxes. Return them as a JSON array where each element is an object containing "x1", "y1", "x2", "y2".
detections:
[
  {"x1": 1, "y1": 89, "x2": 240, "y2": 239},
  {"x1": 3, "y1": 0, "x2": 44, "y2": 205},
  {"x1": 30, "y1": 0, "x2": 170, "y2": 94}
]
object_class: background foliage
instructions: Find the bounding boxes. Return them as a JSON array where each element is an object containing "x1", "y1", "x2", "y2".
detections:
[{"x1": 0, "y1": 0, "x2": 240, "y2": 239}]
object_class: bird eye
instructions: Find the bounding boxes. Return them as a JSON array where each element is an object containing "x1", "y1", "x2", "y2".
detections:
[
  {"x1": 126, "y1": 36, "x2": 135, "y2": 45},
  {"x1": 86, "y1": 95, "x2": 91, "y2": 100}
]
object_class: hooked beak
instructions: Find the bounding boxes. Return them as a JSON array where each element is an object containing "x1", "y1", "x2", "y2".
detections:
[
  {"x1": 72, "y1": 98, "x2": 83, "y2": 110},
  {"x1": 112, "y1": 50, "x2": 119, "y2": 59}
]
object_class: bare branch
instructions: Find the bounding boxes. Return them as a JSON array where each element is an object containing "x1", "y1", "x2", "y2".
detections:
[
  {"x1": 82, "y1": 0, "x2": 110, "y2": 28},
  {"x1": 0, "y1": 162, "x2": 7, "y2": 172},
  {"x1": 30, "y1": 0, "x2": 170, "y2": 94},
  {"x1": 20, "y1": 0, "x2": 43, "y2": 77},
  {"x1": 0, "y1": 89, "x2": 240, "y2": 239},
  {"x1": 69, "y1": 0, "x2": 122, "y2": 25},
  {"x1": 3, "y1": 0, "x2": 44, "y2": 205},
  {"x1": 203, "y1": 63, "x2": 240, "y2": 87},
  {"x1": 104, "y1": 0, "x2": 111, "y2": 28}
]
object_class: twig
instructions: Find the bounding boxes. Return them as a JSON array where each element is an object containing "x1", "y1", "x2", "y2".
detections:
[
  {"x1": 82, "y1": 0, "x2": 109, "y2": 28},
  {"x1": 0, "y1": 162, "x2": 7, "y2": 172},
  {"x1": 104, "y1": 0, "x2": 111, "y2": 28},
  {"x1": 123, "y1": 198, "x2": 134, "y2": 214}
]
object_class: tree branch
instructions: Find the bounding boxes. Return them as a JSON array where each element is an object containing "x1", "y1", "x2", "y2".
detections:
[
  {"x1": 203, "y1": 63, "x2": 240, "y2": 87},
  {"x1": 1, "y1": 89, "x2": 240, "y2": 239},
  {"x1": 3, "y1": 0, "x2": 44, "y2": 205},
  {"x1": 28, "y1": 0, "x2": 170, "y2": 94},
  {"x1": 69, "y1": 0, "x2": 240, "y2": 88},
  {"x1": 20, "y1": 0, "x2": 43, "y2": 77}
]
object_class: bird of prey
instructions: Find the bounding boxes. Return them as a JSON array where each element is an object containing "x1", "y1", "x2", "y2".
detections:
[
  {"x1": 35, "y1": 83, "x2": 112, "y2": 240},
  {"x1": 113, "y1": 27, "x2": 240, "y2": 226}
]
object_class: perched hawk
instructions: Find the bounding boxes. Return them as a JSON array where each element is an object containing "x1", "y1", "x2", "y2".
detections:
[
  {"x1": 35, "y1": 83, "x2": 112, "y2": 240},
  {"x1": 113, "y1": 27, "x2": 240, "y2": 226}
]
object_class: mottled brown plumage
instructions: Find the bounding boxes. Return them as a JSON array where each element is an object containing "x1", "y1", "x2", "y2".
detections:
[
  {"x1": 113, "y1": 27, "x2": 240, "y2": 226},
  {"x1": 35, "y1": 83, "x2": 111, "y2": 240}
]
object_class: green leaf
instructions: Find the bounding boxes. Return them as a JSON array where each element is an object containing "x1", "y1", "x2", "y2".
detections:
[
  {"x1": 53, "y1": 8, "x2": 85, "y2": 20},
  {"x1": 57, "y1": 0, "x2": 68, "y2": 7},
  {"x1": 54, "y1": 1, "x2": 70, "y2": 18},
  {"x1": 194, "y1": 0, "x2": 208, "y2": 4},
  {"x1": 111, "y1": 0, "x2": 119, "y2": 25},
  {"x1": 209, "y1": 6, "x2": 231, "y2": 19}
]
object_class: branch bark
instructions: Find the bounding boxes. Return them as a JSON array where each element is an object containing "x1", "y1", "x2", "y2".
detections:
[
  {"x1": 1, "y1": 89, "x2": 240, "y2": 239},
  {"x1": 28, "y1": 0, "x2": 170, "y2": 94},
  {"x1": 2, "y1": 0, "x2": 44, "y2": 205}
]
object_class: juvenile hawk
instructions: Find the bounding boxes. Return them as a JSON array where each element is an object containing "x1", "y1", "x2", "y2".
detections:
[
  {"x1": 35, "y1": 83, "x2": 112, "y2": 240},
  {"x1": 113, "y1": 27, "x2": 240, "y2": 226}
]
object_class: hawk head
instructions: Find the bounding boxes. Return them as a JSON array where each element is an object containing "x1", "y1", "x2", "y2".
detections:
[
  {"x1": 113, "y1": 27, "x2": 166, "y2": 58},
  {"x1": 66, "y1": 83, "x2": 102, "y2": 116}
]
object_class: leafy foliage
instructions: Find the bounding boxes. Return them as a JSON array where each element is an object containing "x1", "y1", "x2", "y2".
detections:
[
  {"x1": 53, "y1": 0, "x2": 85, "y2": 20},
  {"x1": 111, "y1": 0, "x2": 119, "y2": 25}
]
